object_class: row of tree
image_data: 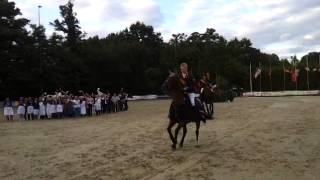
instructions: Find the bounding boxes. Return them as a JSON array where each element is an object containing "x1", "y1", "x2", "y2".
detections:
[{"x1": 1, "y1": 0, "x2": 319, "y2": 98}]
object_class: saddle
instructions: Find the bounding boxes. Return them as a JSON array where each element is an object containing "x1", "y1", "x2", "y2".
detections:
[{"x1": 169, "y1": 95, "x2": 206, "y2": 123}]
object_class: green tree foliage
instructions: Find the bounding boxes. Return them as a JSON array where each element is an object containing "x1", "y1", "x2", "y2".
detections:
[
  {"x1": 1, "y1": 1, "x2": 320, "y2": 98},
  {"x1": 0, "y1": 0, "x2": 29, "y2": 97},
  {"x1": 50, "y1": 0, "x2": 84, "y2": 51}
]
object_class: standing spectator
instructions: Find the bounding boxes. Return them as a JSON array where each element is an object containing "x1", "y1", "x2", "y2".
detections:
[
  {"x1": 3, "y1": 98, "x2": 14, "y2": 121},
  {"x1": 56, "y1": 99, "x2": 63, "y2": 119},
  {"x1": 111, "y1": 93, "x2": 120, "y2": 112},
  {"x1": 86, "y1": 94, "x2": 93, "y2": 117},
  {"x1": 119, "y1": 89, "x2": 128, "y2": 111},
  {"x1": 50, "y1": 99, "x2": 57, "y2": 118},
  {"x1": 101, "y1": 95, "x2": 107, "y2": 113},
  {"x1": 26, "y1": 98, "x2": 34, "y2": 120},
  {"x1": 33, "y1": 98, "x2": 40, "y2": 120},
  {"x1": 106, "y1": 92, "x2": 112, "y2": 113},
  {"x1": 23, "y1": 97, "x2": 28, "y2": 119},
  {"x1": 80, "y1": 98, "x2": 86, "y2": 117},
  {"x1": 46, "y1": 100, "x2": 52, "y2": 119},
  {"x1": 123, "y1": 93, "x2": 128, "y2": 111},
  {"x1": 50, "y1": 100, "x2": 57, "y2": 118},
  {"x1": 39, "y1": 99, "x2": 46, "y2": 119},
  {"x1": 73, "y1": 96, "x2": 81, "y2": 117},
  {"x1": 17, "y1": 98, "x2": 26, "y2": 120},
  {"x1": 95, "y1": 96, "x2": 102, "y2": 115},
  {"x1": 64, "y1": 98, "x2": 74, "y2": 117}
]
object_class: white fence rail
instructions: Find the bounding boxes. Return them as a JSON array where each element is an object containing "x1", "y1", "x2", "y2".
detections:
[{"x1": 243, "y1": 90, "x2": 320, "y2": 97}]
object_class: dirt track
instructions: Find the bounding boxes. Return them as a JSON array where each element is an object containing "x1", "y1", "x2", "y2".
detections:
[{"x1": 0, "y1": 96, "x2": 320, "y2": 180}]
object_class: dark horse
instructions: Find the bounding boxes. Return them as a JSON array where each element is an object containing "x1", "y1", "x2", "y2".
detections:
[
  {"x1": 199, "y1": 85, "x2": 215, "y2": 119},
  {"x1": 163, "y1": 72, "x2": 207, "y2": 149}
]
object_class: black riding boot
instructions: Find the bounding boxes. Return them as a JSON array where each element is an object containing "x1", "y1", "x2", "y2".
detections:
[{"x1": 193, "y1": 106, "x2": 206, "y2": 123}]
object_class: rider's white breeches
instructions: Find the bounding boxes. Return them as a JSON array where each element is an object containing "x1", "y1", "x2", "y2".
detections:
[{"x1": 188, "y1": 93, "x2": 199, "y2": 106}]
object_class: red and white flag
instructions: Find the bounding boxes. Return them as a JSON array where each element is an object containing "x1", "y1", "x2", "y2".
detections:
[{"x1": 291, "y1": 69, "x2": 300, "y2": 82}]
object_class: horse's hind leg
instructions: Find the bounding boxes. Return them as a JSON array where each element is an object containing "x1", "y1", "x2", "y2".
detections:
[
  {"x1": 204, "y1": 103, "x2": 210, "y2": 118},
  {"x1": 179, "y1": 125, "x2": 187, "y2": 148},
  {"x1": 210, "y1": 103, "x2": 214, "y2": 117},
  {"x1": 195, "y1": 121, "x2": 200, "y2": 142},
  {"x1": 167, "y1": 120, "x2": 176, "y2": 146}
]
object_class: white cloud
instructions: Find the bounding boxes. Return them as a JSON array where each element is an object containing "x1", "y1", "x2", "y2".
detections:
[
  {"x1": 304, "y1": 34, "x2": 313, "y2": 40},
  {"x1": 11, "y1": 0, "x2": 320, "y2": 57},
  {"x1": 13, "y1": 0, "x2": 163, "y2": 38}
]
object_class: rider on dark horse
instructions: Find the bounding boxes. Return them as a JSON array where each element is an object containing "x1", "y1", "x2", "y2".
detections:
[
  {"x1": 165, "y1": 63, "x2": 211, "y2": 149},
  {"x1": 177, "y1": 63, "x2": 206, "y2": 122},
  {"x1": 198, "y1": 72, "x2": 217, "y2": 93}
]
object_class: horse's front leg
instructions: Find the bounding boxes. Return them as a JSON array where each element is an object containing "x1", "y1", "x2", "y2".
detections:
[
  {"x1": 195, "y1": 121, "x2": 200, "y2": 142},
  {"x1": 179, "y1": 124, "x2": 187, "y2": 148},
  {"x1": 173, "y1": 123, "x2": 182, "y2": 149},
  {"x1": 167, "y1": 120, "x2": 176, "y2": 146}
]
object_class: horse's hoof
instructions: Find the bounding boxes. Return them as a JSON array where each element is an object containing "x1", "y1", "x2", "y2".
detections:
[{"x1": 171, "y1": 144, "x2": 176, "y2": 150}]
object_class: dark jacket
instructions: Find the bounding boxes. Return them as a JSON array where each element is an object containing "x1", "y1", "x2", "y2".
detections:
[{"x1": 178, "y1": 71, "x2": 196, "y2": 93}]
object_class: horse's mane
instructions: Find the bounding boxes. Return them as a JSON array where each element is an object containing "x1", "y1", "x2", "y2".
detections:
[{"x1": 164, "y1": 73, "x2": 185, "y2": 105}]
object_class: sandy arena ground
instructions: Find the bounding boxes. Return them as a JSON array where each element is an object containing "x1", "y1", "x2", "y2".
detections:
[{"x1": 0, "y1": 96, "x2": 320, "y2": 180}]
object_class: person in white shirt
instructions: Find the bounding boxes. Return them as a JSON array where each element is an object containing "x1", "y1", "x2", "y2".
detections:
[
  {"x1": 39, "y1": 99, "x2": 46, "y2": 119},
  {"x1": 95, "y1": 96, "x2": 102, "y2": 115},
  {"x1": 33, "y1": 98, "x2": 40, "y2": 120},
  {"x1": 46, "y1": 100, "x2": 52, "y2": 119},
  {"x1": 56, "y1": 99, "x2": 63, "y2": 119},
  {"x1": 73, "y1": 96, "x2": 81, "y2": 117},
  {"x1": 50, "y1": 100, "x2": 56, "y2": 118},
  {"x1": 111, "y1": 93, "x2": 120, "y2": 112},
  {"x1": 3, "y1": 98, "x2": 14, "y2": 121},
  {"x1": 80, "y1": 98, "x2": 86, "y2": 117},
  {"x1": 26, "y1": 98, "x2": 34, "y2": 120},
  {"x1": 17, "y1": 98, "x2": 26, "y2": 120}
]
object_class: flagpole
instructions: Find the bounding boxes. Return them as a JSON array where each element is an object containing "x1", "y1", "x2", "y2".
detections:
[
  {"x1": 250, "y1": 61, "x2": 252, "y2": 92},
  {"x1": 319, "y1": 53, "x2": 320, "y2": 90},
  {"x1": 269, "y1": 59, "x2": 272, "y2": 91},
  {"x1": 283, "y1": 61, "x2": 286, "y2": 91},
  {"x1": 295, "y1": 59, "x2": 298, "y2": 91},
  {"x1": 259, "y1": 62, "x2": 262, "y2": 93},
  {"x1": 307, "y1": 56, "x2": 310, "y2": 90}
]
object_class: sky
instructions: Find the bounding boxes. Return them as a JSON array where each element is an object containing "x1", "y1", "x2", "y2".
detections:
[{"x1": 13, "y1": 0, "x2": 320, "y2": 59}]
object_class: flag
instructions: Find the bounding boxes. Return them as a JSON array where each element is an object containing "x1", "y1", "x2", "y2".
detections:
[
  {"x1": 291, "y1": 69, "x2": 300, "y2": 82},
  {"x1": 284, "y1": 69, "x2": 291, "y2": 73},
  {"x1": 291, "y1": 69, "x2": 296, "y2": 82},
  {"x1": 254, "y1": 68, "x2": 261, "y2": 79}
]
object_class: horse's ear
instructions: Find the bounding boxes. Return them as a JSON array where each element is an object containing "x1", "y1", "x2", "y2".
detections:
[{"x1": 168, "y1": 70, "x2": 175, "y2": 77}]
